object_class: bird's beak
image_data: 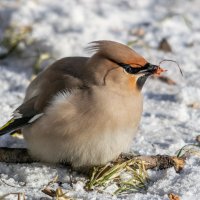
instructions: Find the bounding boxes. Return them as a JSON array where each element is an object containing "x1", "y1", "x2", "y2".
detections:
[
  {"x1": 139, "y1": 63, "x2": 166, "y2": 76},
  {"x1": 136, "y1": 63, "x2": 166, "y2": 90}
]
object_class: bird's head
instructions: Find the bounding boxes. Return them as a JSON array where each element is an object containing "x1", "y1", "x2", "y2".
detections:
[{"x1": 87, "y1": 40, "x2": 166, "y2": 91}]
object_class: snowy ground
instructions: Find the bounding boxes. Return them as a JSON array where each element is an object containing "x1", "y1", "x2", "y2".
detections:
[{"x1": 0, "y1": 0, "x2": 200, "y2": 199}]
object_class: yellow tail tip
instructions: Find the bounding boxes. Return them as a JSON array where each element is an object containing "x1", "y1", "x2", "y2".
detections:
[{"x1": 0, "y1": 118, "x2": 15, "y2": 131}]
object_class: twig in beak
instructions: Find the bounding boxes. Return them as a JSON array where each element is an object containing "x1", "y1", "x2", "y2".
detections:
[{"x1": 159, "y1": 59, "x2": 183, "y2": 76}]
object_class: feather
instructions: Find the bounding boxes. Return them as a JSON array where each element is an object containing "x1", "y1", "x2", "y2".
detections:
[
  {"x1": 0, "y1": 117, "x2": 32, "y2": 136},
  {"x1": 86, "y1": 40, "x2": 147, "y2": 67}
]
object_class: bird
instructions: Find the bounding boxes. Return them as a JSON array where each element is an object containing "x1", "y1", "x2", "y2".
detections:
[{"x1": 0, "y1": 40, "x2": 165, "y2": 170}]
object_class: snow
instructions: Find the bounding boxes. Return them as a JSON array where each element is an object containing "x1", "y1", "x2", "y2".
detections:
[{"x1": 0, "y1": 0, "x2": 200, "y2": 199}]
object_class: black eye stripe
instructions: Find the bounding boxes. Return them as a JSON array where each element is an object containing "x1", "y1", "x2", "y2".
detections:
[
  {"x1": 118, "y1": 63, "x2": 146, "y2": 74},
  {"x1": 118, "y1": 62, "x2": 157, "y2": 75}
]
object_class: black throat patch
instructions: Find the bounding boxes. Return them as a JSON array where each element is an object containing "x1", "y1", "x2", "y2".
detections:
[{"x1": 136, "y1": 75, "x2": 149, "y2": 90}]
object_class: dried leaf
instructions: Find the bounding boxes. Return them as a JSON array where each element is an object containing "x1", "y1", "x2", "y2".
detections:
[
  {"x1": 168, "y1": 193, "x2": 181, "y2": 200},
  {"x1": 196, "y1": 135, "x2": 200, "y2": 143},
  {"x1": 187, "y1": 102, "x2": 200, "y2": 109},
  {"x1": 42, "y1": 176, "x2": 74, "y2": 200},
  {"x1": 171, "y1": 157, "x2": 185, "y2": 173},
  {"x1": 41, "y1": 188, "x2": 56, "y2": 197}
]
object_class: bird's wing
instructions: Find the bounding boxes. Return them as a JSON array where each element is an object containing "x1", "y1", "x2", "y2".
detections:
[{"x1": 0, "y1": 57, "x2": 91, "y2": 136}]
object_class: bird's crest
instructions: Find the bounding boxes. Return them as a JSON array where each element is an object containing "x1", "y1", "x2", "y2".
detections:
[{"x1": 86, "y1": 40, "x2": 147, "y2": 67}]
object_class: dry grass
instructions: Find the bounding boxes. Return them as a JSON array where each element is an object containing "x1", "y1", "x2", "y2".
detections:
[
  {"x1": 0, "y1": 24, "x2": 54, "y2": 77},
  {"x1": 85, "y1": 159, "x2": 148, "y2": 195},
  {"x1": 41, "y1": 176, "x2": 74, "y2": 200},
  {"x1": 0, "y1": 25, "x2": 32, "y2": 59},
  {"x1": 176, "y1": 143, "x2": 200, "y2": 158},
  {"x1": 0, "y1": 192, "x2": 25, "y2": 200}
]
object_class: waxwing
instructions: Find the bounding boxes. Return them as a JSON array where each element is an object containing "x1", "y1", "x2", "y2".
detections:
[{"x1": 0, "y1": 40, "x2": 165, "y2": 169}]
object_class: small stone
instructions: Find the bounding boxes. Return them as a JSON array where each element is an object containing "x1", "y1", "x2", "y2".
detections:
[
  {"x1": 196, "y1": 135, "x2": 200, "y2": 143},
  {"x1": 158, "y1": 38, "x2": 172, "y2": 52}
]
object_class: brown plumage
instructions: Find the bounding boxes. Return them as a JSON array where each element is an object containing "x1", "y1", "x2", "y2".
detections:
[{"x1": 0, "y1": 40, "x2": 165, "y2": 169}]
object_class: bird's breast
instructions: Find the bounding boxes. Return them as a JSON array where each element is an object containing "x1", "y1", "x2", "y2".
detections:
[{"x1": 92, "y1": 86, "x2": 143, "y2": 130}]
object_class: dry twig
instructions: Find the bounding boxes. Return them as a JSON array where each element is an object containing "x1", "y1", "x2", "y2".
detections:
[
  {"x1": 0, "y1": 148, "x2": 36, "y2": 163},
  {"x1": 0, "y1": 148, "x2": 185, "y2": 173}
]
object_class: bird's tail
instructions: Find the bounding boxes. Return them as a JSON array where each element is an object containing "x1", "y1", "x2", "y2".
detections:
[{"x1": 0, "y1": 117, "x2": 31, "y2": 136}]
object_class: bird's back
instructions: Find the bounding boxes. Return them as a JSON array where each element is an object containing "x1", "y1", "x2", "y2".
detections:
[{"x1": 24, "y1": 56, "x2": 95, "y2": 103}]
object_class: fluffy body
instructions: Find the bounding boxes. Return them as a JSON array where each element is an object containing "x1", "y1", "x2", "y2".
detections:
[{"x1": 23, "y1": 87, "x2": 143, "y2": 168}]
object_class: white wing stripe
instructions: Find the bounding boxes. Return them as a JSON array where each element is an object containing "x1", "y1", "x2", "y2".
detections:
[{"x1": 28, "y1": 113, "x2": 44, "y2": 123}]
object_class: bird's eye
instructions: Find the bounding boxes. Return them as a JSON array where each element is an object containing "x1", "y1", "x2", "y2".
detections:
[{"x1": 118, "y1": 63, "x2": 141, "y2": 74}]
